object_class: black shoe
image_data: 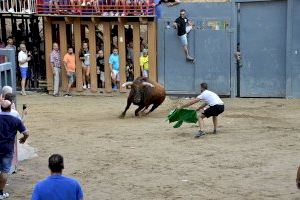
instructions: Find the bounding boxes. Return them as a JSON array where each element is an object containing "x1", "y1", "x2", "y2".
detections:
[
  {"x1": 64, "y1": 94, "x2": 72, "y2": 97},
  {"x1": 53, "y1": 94, "x2": 59, "y2": 97},
  {"x1": 186, "y1": 57, "x2": 195, "y2": 63},
  {"x1": 195, "y1": 130, "x2": 206, "y2": 138},
  {"x1": 213, "y1": 130, "x2": 217, "y2": 134}
]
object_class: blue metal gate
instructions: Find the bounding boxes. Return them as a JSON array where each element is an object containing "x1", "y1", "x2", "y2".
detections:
[
  {"x1": 0, "y1": 49, "x2": 16, "y2": 92},
  {"x1": 239, "y1": 0, "x2": 287, "y2": 97},
  {"x1": 157, "y1": 3, "x2": 233, "y2": 95},
  {"x1": 162, "y1": 18, "x2": 232, "y2": 95},
  {"x1": 194, "y1": 20, "x2": 231, "y2": 96}
]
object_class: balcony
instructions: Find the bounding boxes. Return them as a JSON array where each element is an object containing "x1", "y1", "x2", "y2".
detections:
[
  {"x1": 36, "y1": 0, "x2": 156, "y2": 16},
  {"x1": 0, "y1": 0, "x2": 156, "y2": 16},
  {"x1": 0, "y1": 0, "x2": 36, "y2": 14}
]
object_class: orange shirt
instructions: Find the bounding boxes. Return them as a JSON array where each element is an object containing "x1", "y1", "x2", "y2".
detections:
[{"x1": 63, "y1": 53, "x2": 76, "y2": 72}]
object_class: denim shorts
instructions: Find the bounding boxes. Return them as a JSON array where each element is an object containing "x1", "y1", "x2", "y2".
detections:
[
  {"x1": 68, "y1": 72, "x2": 76, "y2": 85},
  {"x1": 0, "y1": 153, "x2": 13, "y2": 173},
  {"x1": 179, "y1": 34, "x2": 188, "y2": 46},
  {"x1": 20, "y1": 67, "x2": 28, "y2": 78}
]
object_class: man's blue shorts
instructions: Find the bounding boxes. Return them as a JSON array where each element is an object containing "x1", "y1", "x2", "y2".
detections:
[
  {"x1": 0, "y1": 153, "x2": 13, "y2": 173},
  {"x1": 20, "y1": 67, "x2": 28, "y2": 79}
]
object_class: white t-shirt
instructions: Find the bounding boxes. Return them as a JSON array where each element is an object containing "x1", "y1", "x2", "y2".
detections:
[
  {"x1": 18, "y1": 51, "x2": 29, "y2": 68},
  {"x1": 197, "y1": 90, "x2": 224, "y2": 106}
]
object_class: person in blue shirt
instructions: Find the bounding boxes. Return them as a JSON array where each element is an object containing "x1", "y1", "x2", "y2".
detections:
[
  {"x1": 0, "y1": 99, "x2": 29, "y2": 199},
  {"x1": 109, "y1": 48, "x2": 120, "y2": 91},
  {"x1": 32, "y1": 154, "x2": 84, "y2": 200}
]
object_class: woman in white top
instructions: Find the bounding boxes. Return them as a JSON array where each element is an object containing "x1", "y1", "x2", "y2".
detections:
[{"x1": 179, "y1": 83, "x2": 225, "y2": 138}]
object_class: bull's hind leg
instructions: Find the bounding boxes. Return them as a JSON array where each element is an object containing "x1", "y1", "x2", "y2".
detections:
[
  {"x1": 120, "y1": 100, "x2": 132, "y2": 118},
  {"x1": 135, "y1": 105, "x2": 145, "y2": 116}
]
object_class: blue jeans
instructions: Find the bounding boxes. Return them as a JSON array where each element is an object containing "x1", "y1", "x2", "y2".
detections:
[{"x1": 0, "y1": 153, "x2": 13, "y2": 173}]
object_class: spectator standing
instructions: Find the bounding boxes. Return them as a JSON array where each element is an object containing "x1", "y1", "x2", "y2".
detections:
[
  {"x1": 18, "y1": 43, "x2": 31, "y2": 96},
  {"x1": 5, "y1": 37, "x2": 16, "y2": 51},
  {"x1": 63, "y1": 47, "x2": 76, "y2": 97},
  {"x1": 96, "y1": 50, "x2": 105, "y2": 89},
  {"x1": 126, "y1": 41, "x2": 134, "y2": 63},
  {"x1": 109, "y1": 48, "x2": 120, "y2": 91},
  {"x1": 79, "y1": 42, "x2": 91, "y2": 89},
  {"x1": 50, "y1": 43, "x2": 61, "y2": 97},
  {"x1": 140, "y1": 48, "x2": 149, "y2": 77},
  {"x1": 31, "y1": 154, "x2": 84, "y2": 200}
]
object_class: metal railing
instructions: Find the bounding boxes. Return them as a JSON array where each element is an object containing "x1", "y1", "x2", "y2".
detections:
[
  {"x1": 35, "y1": 0, "x2": 155, "y2": 16},
  {"x1": 0, "y1": 0, "x2": 36, "y2": 14},
  {"x1": 1, "y1": 0, "x2": 155, "y2": 15}
]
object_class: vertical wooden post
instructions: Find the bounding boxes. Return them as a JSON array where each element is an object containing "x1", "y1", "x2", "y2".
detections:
[
  {"x1": 87, "y1": 21, "x2": 97, "y2": 92},
  {"x1": 58, "y1": 22, "x2": 68, "y2": 92},
  {"x1": 132, "y1": 22, "x2": 141, "y2": 79},
  {"x1": 44, "y1": 17, "x2": 53, "y2": 91},
  {"x1": 118, "y1": 21, "x2": 126, "y2": 93},
  {"x1": 148, "y1": 21, "x2": 157, "y2": 81},
  {"x1": 103, "y1": 22, "x2": 112, "y2": 93},
  {"x1": 74, "y1": 18, "x2": 83, "y2": 91}
]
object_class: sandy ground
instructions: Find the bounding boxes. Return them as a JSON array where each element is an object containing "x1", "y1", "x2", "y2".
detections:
[{"x1": 6, "y1": 93, "x2": 300, "y2": 200}]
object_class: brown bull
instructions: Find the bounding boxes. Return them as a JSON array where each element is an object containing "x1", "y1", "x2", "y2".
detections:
[{"x1": 120, "y1": 77, "x2": 166, "y2": 118}]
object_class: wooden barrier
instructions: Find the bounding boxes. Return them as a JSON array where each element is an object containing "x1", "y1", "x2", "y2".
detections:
[
  {"x1": 87, "y1": 21, "x2": 97, "y2": 92},
  {"x1": 44, "y1": 17, "x2": 157, "y2": 94},
  {"x1": 44, "y1": 17, "x2": 53, "y2": 91},
  {"x1": 118, "y1": 20, "x2": 126, "y2": 93},
  {"x1": 74, "y1": 18, "x2": 83, "y2": 92},
  {"x1": 103, "y1": 21, "x2": 112, "y2": 93},
  {"x1": 132, "y1": 22, "x2": 141, "y2": 79},
  {"x1": 57, "y1": 21, "x2": 68, "y2": 91}
]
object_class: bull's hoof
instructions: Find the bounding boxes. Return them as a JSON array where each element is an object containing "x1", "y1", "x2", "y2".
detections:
[{"x1": 119, "y1": 113, "x2": 125, "y2": 119}]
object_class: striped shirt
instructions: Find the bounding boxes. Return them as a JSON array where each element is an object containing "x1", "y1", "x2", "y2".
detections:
[{"x1": 50, "y1": 50, "x2": 61, "y2": 68}]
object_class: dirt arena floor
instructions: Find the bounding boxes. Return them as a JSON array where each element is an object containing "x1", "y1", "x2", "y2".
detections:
[{"x1": 7, "y1": 93, "x2": 300, "y2": 199}]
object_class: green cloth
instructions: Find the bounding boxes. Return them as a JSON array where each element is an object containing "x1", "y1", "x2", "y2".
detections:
[{"x1": 167, "y1": 108, "x2": 198, "y2": 128}]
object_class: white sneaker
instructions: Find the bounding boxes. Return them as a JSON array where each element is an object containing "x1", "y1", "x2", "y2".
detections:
[
  {"x1": 87, "y1": 84, "x2": 91, "y2": 89},
  {"x1": 86, "y1": 2, "x2": 91, "y2": 6},
  {"x1": 25, "y1": 9, "x2": 31, "y2": 13},
  {"x1": 81, "y1": 2, "x2": 86, "y2": 6},
  {"x1": 102, "y1": 12, "x2": 108, "y2": 16},
  {"x1": 109, "y1": 11, "x2": 114, "y2": 16},
  {"x1": 0, "y1": 192, "x2": 9, "y2": 199},
  {"x1": 8, "y1": 8, "x2": 15, "y2": 13},
  {"x1": 83, "y1": 84, "x2": 87, "y2": 89},
  {"x1": 21, "y1": 91, "x2": 27, "y2": 96},
  {"x1": 114, "y1": 12, "x2": 119, "y2": 16},
  {"x1": 121, "y1": 12, "x2": 125, "y2": 16}
]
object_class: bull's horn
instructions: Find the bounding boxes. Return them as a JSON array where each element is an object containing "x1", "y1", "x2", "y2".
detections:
[
  {"x1": 122, "y1": 82, "x2": 133, "y2": 87},
  {"x1": 142, "y1": 82, "x2": 155, "y2": 88}
]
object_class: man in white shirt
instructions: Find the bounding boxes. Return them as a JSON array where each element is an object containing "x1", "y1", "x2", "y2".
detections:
[
  {"x1": 18, "y1": 44, "x2": 31, "y2": 96},
  {"x1": 179, "y1": 83, "x2": 225, "y2": 138}
]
